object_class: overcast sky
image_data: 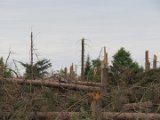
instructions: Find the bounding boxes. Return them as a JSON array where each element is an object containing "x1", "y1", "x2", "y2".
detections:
[{"x1": 0, "y1": 0, "x2": 160, "y2": 73}]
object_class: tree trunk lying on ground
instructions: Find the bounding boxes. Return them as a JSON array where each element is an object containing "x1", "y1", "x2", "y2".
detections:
[
  {"x1": 30, "y1": 112, "x2": 160, "y2": 120},
  {"x1": 0, "y1": 78, "x2": 100, "y2": 91},
  {"x1": 30, "y1": 112, "x2": 80, "y2": 120},
  {"x1": 70, "y1": 80, "x2": 102, "y2": 87},
  {"x1": 49, "y1": 79, "x2": 102, "y2": 87},
  {"x1": 122, "y1": 101, "x2": 153, "y2": 112},
  {"x1": 2, "y1": 112, "x2": 160, "y2": 120},
  {"x1": 102, "y1": 112, "x2": 160, "y2": 120}
]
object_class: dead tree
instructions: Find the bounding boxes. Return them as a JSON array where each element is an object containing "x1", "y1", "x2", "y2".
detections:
[
  {"x1": 101, "y1": 47, "x2": 108, "y2": 95},
  {"x1": 30, "y1": 31, "x2": 34, "y2": 79},
  {"x1": 153, "y1": 54, "x2": 157, "y2": 69},
  {"x1": 89, "y1": 90, "x2": 102, "y2": 120},
  {"x1": 81, "y1": 38, "x2": 85, "y2": 80},
  {"x1": 64, "y1": 67, "x2": 67, "y2": 80},
  {"x1": 145, "y1": 50, "x2": 150, "y2": 71}
]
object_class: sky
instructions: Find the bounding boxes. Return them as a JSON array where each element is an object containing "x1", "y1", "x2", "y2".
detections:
[{"x1": 0, "y1": 0, "x2": 160, "y2": 74}]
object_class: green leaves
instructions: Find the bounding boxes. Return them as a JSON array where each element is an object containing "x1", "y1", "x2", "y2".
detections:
[
  {"x1": 110, "y1": 47, "x2": 143, "y2": 84},
  {"x1": 84, "y1": 55, "x2": 92, "y2": 78},
  {"x1": 84, "y1": 55, "x2": 101, "y2": 82},
  {"x1": 0, "y1": 57, "x2": 12, "y2": 78},
  {"x1": 20, "y1": 59, "x2": 52, "y2": 79},
  {"x1": 111, "y1": 48, "x2": 134, "y2": 73}
]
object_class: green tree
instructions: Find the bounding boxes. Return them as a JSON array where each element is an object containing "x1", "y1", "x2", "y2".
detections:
[
  {"x1": 20, "y1": 59, "x2": 52, "y2": 79},
  {"x1": 110, "y1": 47, "x2": 143, "y2": 84},
  {"x1": 91, "y1": 58, "x2": 101, "y2": 81},
  {"x1": 84, "y1": 56, "x2": 101, "y2": 82},
  {"x1": 84, "y1": 55, "x2": 92, "y2": 79},
  {"x1": 0, "y1": 57, "x2": 12, "y2": 78}
]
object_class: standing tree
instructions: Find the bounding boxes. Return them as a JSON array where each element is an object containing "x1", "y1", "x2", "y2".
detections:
[
  {"x1": 110, "y1": 47, "x2": 143, "y2": 84},
  {"x1": 0, "y1": 57, "x2": 13, "y2": 78},
  {"x1": 84, "y1": 55, "x2": 92, "y2": 80},
  {"x1": 91, "y1": 58, "x2": 101, "y2": 81},
  {"x1": 84, "y1": 55, "x2": 101, "y2": 82},
  {"x1": 20, "y1": 59, "x2": 52, "y2": 79}
]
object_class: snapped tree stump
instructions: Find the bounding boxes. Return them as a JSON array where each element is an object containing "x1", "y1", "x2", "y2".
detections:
[{"x1": 89, "y1": 90, "x2": 102, "y2": 120}]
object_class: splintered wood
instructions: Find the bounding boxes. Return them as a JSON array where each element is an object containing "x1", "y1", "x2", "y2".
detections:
[
  {"x1": 89, "y1": 90, "x2": 102, "y2": 120},
  {"x1": 153, "y1": 54, "x2": 157, "y2": 69},
  {"x1": 101, "y1": 46, "x2": 108, "y2": 95}
]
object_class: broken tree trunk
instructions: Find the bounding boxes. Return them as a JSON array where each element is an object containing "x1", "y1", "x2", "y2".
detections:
[
  {"x1": 101, "y1": 67, "x2": 108, "y2": 95},
  {"x1": 2, "y1": 112, "x2": 160, "y2": 120},
  {"x1": 153, "y1": 54, "x2": 157, "y2": 70},
  {"x1": 102, "y1": 112, "x2": 160, "y2": 120},
  {"x1": 122, "y1": 101, "x2": 153, "y2": 112},
  {"x1": 89, "y1": 90, "x2": 102, "y2": 120},
  {"x1": 90, "y1": 46, "x2": 108, "y2": 120},
  {"x1": 29, "y1": 112, "x2": 160, "y2": 120},
  {"x1": 101, "y1": 46, "x2": 108, "y2": 95},
  {"x1": 145, "y1": 50, "x2": 150, "y2": 71},
  {"x1": 30, "y1": 112, "x2": 80, "y2": 120},
  {"x1": 81, "y1": 38, "x2": 85, "y2": 81},
  {"x1": 2, "y1": 78, "x2": 100, "y2": 91}
]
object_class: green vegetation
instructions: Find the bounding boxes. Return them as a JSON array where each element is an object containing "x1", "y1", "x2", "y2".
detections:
[
  {"x1": 0, "y1": 47, "x2": 160, "y2": 119},
  {"x1": 0, "y1": 57, "x2": 12, "y2": 78},
  {"x1": 110, "y1": 47, "x2": 143, "y2": 85},
  {"x1": 84, "y1": 55, "x2": 101, "y2": 82},
  {"x1": 20, "y1": 59, "x2": 52, "y2": 79}
]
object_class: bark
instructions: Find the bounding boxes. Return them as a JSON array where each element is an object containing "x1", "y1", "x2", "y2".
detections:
[
  {"x1": 102, "y1": 112, "x2": 160, "y2": 120},
  {"x1": 2, "y1": 112, "x2": 160, "y2": 120},
  {"x1": 122, "y1": 101, "x2": 153, "y2": 112},
  {"x1": 73, "y1": 81, "x2": 102, "y2": 87},
  {"x1": 2, "y1": 78, "x2": 100, "y2": 91},
  {"x1": 30, "y1": 112, "x2": 80, "y2": 120}
]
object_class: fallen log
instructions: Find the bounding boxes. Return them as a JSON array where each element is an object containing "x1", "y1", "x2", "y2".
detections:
[
  {"x1": 1, "y1": 78, "x2": 100, "y2": 91},
  {"x1": 43, "y1": 78, "x2": 102, "y2": 87},
  {"x1": 30, "y1": 112, "x2": 80, "y2": 120},
  {"x1": 122, "y1": 101, "x2": 153, "y2": 112},
  {"x1": 32, "y1": 112, "x2": 160, "y2": 120},
  {"x1": 1, "y1": 112, "x2": 160, "y2": 120},
  {"x1": 71, "y1": 80, "x2": 102, "y2": 87},
  {"x1": 102, "y1": 112, "x2": 160, "y2": 120}
]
